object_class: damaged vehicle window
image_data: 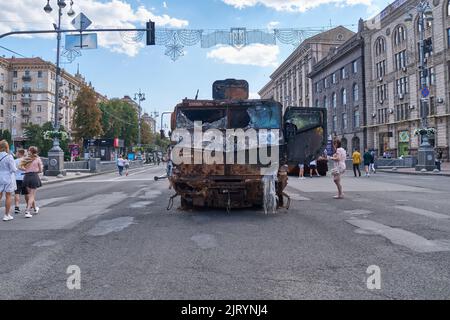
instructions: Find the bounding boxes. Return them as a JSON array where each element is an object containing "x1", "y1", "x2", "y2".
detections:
[
  {"x1": 177, "y1": 109, "x2": 227, "y2": 129},
  {"x1": 230, "y1": 104, "x2": 281, "y2": 129},
  {"x1": 286, "y1": 112, "x2": 322, "y2": 133}
]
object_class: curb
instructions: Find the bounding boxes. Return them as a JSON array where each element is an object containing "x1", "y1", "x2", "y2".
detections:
[
  {"x1": 377, "y1": 169, "x2": 450, "y2": 177},
  {"x1": 41, "y1": 164, "x2": 158, "y2": 186}
]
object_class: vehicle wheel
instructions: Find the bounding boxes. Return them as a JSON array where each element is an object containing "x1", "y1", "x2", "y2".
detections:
[{"x1": 180, "y1": 197, "x2": 193, "y2": 210}]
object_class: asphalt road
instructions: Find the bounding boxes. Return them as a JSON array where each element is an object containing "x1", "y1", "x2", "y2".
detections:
[{"x1": 0, "y1": 165, "x2": 449, "y2": 300}]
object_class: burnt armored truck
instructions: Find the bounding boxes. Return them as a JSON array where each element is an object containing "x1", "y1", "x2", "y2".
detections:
[{"x1": 168, "y1": 79, "x2": 326, "y2": 212}]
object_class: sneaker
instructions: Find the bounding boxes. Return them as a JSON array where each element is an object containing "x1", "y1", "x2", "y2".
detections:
[
  {"x1": 3, "y1": 215, "x2": 13, "y2": 221},
  {"x1": 34, "y1": 207, "x2": 40, "y2": 214},
  {"x1": 14, "y1": 207, "x2": 21, "y2": 214},
  {"x1": 25, "y1": 212, "x2": 33, "y2": 218}
]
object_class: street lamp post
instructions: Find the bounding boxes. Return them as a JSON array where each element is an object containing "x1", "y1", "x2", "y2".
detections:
[
  {"x1": 405, "y1": 1, "x2": 436, "y2": 171},
  {"x1": 134, "y1": 90, "x2": 145, "y2": 158},
  {"x1": 44, "y1": 0, "x2": 75, "y2": 176}
]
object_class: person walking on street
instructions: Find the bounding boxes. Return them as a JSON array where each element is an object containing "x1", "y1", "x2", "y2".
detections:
[
  {"x1": 0, "y1": 140, "x2": 17, "y2": 222},
  {"x1": 19, "y1": 146, "x2": 43, "y2": 218},
  {"x1": 309, "y1": 158, "x2": 320, "y2": 178},
  {"x1": 352, "y1": 149, "x2": 362, "y2": 177},
  {"x1": 124, "y1": 158, "x2": 130, "y2": 176},
  {"x1": 369, "y1": 150, "x2": 376, "y2": 174},
  {"x1": 117, "y1": 155, "x2": 125, "y2": 176},
  {"x1": 14, "y1": 149, "x2": 26, "y2": 215},
  {"x1": 363, "y1": 148, "x2": 372, "y2": 177},
  {"x1": 298, "y1": 163, "x2": 305, "y2": 180},
  {"x1": 329, "y1": 139, "x2": 346, "y2": 199}
]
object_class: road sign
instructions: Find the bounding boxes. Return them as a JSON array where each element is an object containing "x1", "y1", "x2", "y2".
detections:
[
  {"x1": 65, "y1": 33, "x2": 98, "y2": 50},
  {"x1": 71, "y1": 13, "x2": 92, "y2": 31},
  {"x1": 421, "y1": 86, "x2": 430, "y2": 98}
]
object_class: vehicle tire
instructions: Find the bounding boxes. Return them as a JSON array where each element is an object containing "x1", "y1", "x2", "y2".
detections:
[{"x1": 180, "y1": 197, "x2": 193, "y2": 210}]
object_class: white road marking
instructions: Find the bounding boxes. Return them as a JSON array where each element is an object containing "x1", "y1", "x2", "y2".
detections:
[
  {"x1": 87, "y1": 217, "x2": 135, "y2": 236},
  {"x1": 395, "y1": 206, "x2": 449, "y2": 220},
  {"x1": 288, "y1": 194, "x2": 311, "y2": 201},
  {"x1": 346, "y1": 219, "x2": 450, "y2": 253}
]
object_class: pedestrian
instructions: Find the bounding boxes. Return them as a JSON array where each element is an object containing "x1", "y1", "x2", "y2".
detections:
[
  {"x1": 329, "y1": 139, "x2": 346, "y2": 199},
  {"x1": 117, "y1": 154, "x2": 125, "y2": 176},
  {"x1": 369, "y1": 149, "x2": 376, "y2": 174},
  {"x1": 14, "y1": 149, "x2": 26, "y2": 215},
  {"x1": 309, "y1": 158, "x2": 320, "y2": 178},
  {"x1": 19, "y1": 146, "x2": 43, "y2": 218},
  {"x1": 298, "y1": 163, "x2": 305, "y2": 180},
  {"x1": 0, "y1": 140, "x2": 17, "y2": 222},
  {"x1": 352, "y1": 148, "x2": 362, "y2": 177},
  {"x1": 124, "y1": 157, "x2": 130, "y2": 176},
  {"x1": 363, "y1": 148, "x2": 372, "y2": 177}
]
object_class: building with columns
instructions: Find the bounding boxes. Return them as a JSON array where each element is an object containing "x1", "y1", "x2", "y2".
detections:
[
  {"x1": 259, "y1": 26, "x2": 355, "y2": 112},
  {"x1": 362, "y1": 0, "x2": 450, "y2": 159}
]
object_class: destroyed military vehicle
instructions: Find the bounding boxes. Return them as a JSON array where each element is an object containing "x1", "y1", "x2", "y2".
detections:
[{"x1": 168, "y1": 79, "x2": 327, "y2": 213}]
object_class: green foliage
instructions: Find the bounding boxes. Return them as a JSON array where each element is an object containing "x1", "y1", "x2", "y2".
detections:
[
  {"x1": 23, "y1": 122, "x2": 70, "y2": 158},
  {"x1": 0, "y1": 129, "x2": 12, "y2": 145},
  {"x1": 99, "y1": 99, "x2": 139, "y2": 148},
  {"x1": 73, "y1": 85, "x2": 104, "y2": 142}
]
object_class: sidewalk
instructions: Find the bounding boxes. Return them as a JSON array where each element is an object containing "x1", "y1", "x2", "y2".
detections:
[
  {"x1": 41, "y1": 164, "x2": 159, "y2": 185},
  {"x1": 377, "y1": 161, "x2": 450, "y2": 177}
]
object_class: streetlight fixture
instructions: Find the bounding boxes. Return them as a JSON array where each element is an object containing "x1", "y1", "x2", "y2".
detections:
[
  {"x1": 43, "y1": 0, "x2": 75, "y2": 176},
  {"x1": 404, "y1": 0, "x2": 435, "y2": 171}
]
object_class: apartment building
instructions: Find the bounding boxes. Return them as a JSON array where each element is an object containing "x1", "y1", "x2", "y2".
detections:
[
  {"x1": 309, "y1": 22, "x2": 366, "y2": 152},
  {"x1": 258, "y1": 26, "x2": 355, "y2": 112},
  {"x1": 362, "y1": 0, "x2": 450, "y2": 159}
]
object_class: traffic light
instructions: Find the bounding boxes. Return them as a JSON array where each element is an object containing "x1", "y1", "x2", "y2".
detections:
[{"x1": 146, "y1": 20, "x2": 155, "y2": 45}]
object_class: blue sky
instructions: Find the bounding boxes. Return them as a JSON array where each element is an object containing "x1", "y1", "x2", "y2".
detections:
[{"x1": 0, "y1": 0, "x2": 391, "y2": 130}]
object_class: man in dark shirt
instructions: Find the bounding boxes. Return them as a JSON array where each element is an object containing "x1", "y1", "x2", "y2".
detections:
[{"x1": 363, "y1": 149, "x2": 372, "y2": 177}]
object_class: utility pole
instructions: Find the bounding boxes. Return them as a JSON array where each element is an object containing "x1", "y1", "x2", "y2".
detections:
[
  {"x1": 134, "y1": 90, "x2": 145, "y2": 158},
  {"x1": 405, "y1": 1, "x2": 435, "y2": 171}
]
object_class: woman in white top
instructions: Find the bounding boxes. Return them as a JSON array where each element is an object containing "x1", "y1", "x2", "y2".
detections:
[
  {"x1": 329, "y1": 139, "x2": 346, "y2": 199},
  {"x1": 0, "y1": 140, "x2": 17, "y2": 221}
]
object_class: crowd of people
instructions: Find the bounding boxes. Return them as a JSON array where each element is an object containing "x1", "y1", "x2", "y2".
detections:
[{"x1": 0, "y1": 140, "x2": 43, "y2": 222}]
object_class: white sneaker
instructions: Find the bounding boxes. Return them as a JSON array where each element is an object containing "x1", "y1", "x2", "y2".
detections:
[
  {"x1": 3, "y1": 215, "x2": 13, "y2": 221},
  {"x1": 34, "y1": 207, "x2": 40, "y2": 214},
  {"x1": 25, "y1": 212, "x2": 33, "y2": 218}
]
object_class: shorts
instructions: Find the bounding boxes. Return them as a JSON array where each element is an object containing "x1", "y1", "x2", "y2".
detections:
[
  {"x1": 299, "y1": 164, "x2": 304, "y2": 169},
  {"x1": 23, "y1": 172, "x2": 42, "y2": 190},
  {"x1": 15, "y1": 180, "x2": 27, "y2": 195},
  {"x1": 310, "y1": 165, "x2": 317, "y2": 170}
]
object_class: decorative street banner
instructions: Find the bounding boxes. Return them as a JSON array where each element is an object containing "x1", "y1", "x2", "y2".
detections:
[{"x1": 65, "y1": 33, "x2": 98, "y2": 50}]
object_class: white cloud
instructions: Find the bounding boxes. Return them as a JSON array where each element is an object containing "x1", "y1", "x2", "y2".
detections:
[
  {"x1": 0, "y1": 0, "x2": 189, "y2": 57},
  {"x1": 221, "y1": 0, "x2": 372, "y2": 12},
  {"x1": 267, "y1": 21, "x2": 280, "y2": 29},
  {"x1": 207, "y1": 44, "x2": 279, "y2": 67},
  {"x1": 249, "y1": 92, "x2": 260, "y2": 99},
  {"x1": 163, "y1": 2, "x2": 168, "y2": 9}
]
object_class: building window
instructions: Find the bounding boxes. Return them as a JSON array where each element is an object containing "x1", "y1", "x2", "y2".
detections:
[
  {"x1": 353, "y1": 84, "x2": 359, "y2": 102},
  {"x1": 377, "y1": 84, "x2": 388, "y2": 102},
  {"x1": 0, "y1": 109, "x2": 3, "y2": 117},
  {"x1": 352, "y1": 60, "x2": 358, "y2": 74},
  {"x1": 394, "y1": 25, "x2": 406, "y2": 46},
  {"x1": 323, "y1": 96, "x2": 328, "y2": 109},
  {"x1": 324, "y1": 77, "x2": 329, "y2": 88},
  {"x1": 396, "y1": 77, "x2": 409, "y2": 95},
  {"x1": 332, "y1": 73, "x2": 337, "y2": 84},
  {"x1": 332, "y1": 92, "x2": 337, "y2": 108},
  {"x1": 341, "y1": 88, "x2": 347, "y2": 105},
  {"x1": 12, "y1": 94, "x2": 17, "y2": 101},
  {"x1": 376, "y1": 60, "x2": 386, "y2": 78},
  {"x1": 375, "y1": 37, "x2": 386, "y2": 56},
  {"x1": 37, "y1": 105, "x2": 42, "y2": 113},
  {"x1": 38, "y1": 71, "x2": 43, "y2": 78},
  {"x1": 0, "y1": 98, "x2": 3, "y2": 106},
  {"x1": 37, "y1": 117, "x2": 42, "y2": 124},
  {"x1": 315, "y1": 99, "x2": 319, "y2": 108},
  {"x1": 341, "y1": 67, "x2": 347, "y2": 80},
  {"x1": 12, "y1": 105, "x2": 17, "y2": 112},
  {"x1": 333, "y1": 115, "x2": 337, "y2": 132},
  {"x1": 354, "y1": 110, "x2": 360, "y2": 128},
  {"x1": 13, "y1": 71, "x2": 17, "y2": 78},
  {"x1": 394, "y1": 50, "x2": 407, "y2": 70},
  {"x1": 342, "y1": 113, "x2": 348, "y2": 130},
  {"x1": 13, "y1": 82, "x2": 18, "y2": 90}
]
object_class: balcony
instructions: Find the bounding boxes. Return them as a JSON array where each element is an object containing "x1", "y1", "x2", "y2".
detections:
[
  {"x1": 22, "y1": 75, "x2": 32, "y2": 82},
  {"x1": 21, "y1": 109, "x2": 31, "y2": 117},
  {"x1": 21, "y1": 121, "x2": 30, "y2": 128},
  {"x1": 21, "y1": 97, "x2": 31, "y2": 105},
  {"x1": 22, "y1": 87, "x2": 32, "y2": 94}
]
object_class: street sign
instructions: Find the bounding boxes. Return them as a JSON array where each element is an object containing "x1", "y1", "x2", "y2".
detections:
[
  {"x1": 65, "y1": 33, "x2": 98, "y2": 50},
  {"x1": 421, "y1": 86, "x2": 430, "y2": 98},
  {"x1": 71, "y1": 13, "x2": 92, "y2": 31}
]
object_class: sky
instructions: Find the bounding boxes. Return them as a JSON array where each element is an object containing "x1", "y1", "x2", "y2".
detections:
[{"x1": 0, "y1": 0, "x2": 391, "y2": 130}]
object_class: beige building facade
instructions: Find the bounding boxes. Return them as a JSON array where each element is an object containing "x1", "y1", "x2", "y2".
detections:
[
  {"x1": 259, "y1": 26, "x2": 355, "y2": 112},
  {"x1": 362, "y1": 0, "x2": 450, "y2": 159}
]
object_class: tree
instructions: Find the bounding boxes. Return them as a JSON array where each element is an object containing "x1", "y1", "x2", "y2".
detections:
[
  {"x1": 140, "y1": 119, "x2": 154, "y2": 146},
  {"x1": 99, "y1": 99, "x2": 139, "y2": 149},
  {"x1": 0, "y1": 130, "x2": 12, "y2": 146},
  {"x1": 22, "y1": 122, "x2": 70, "y2": 158},
  {"x1": 72, "y1": 85, "x2": 104, "y2": 142}
]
